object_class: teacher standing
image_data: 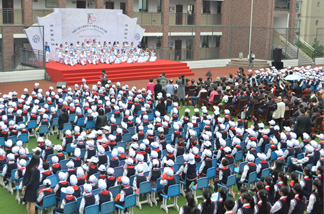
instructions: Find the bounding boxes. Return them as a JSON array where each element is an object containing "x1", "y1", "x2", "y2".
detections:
[
  {"x1": 22, "y1": 155, "x2": 40, "y2": 214},
  {"x1": 176, "y1": 74, "x2": 186, "y2": 107}
]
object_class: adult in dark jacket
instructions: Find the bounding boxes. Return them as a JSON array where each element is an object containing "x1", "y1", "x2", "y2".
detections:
[
  {"x1": 154, "y1": 79, "x2": 163, "y2": 100},
  {"x1": 294, "y1": 109, "x2": 311, "y2": 139},
  {"x1": 57, "y1": 107, "x2": 69, "y2": 139},
  {"x1": 95, "y1": 108, "x2": 107, "y2": 130},
  {"x1": 23, "y1": 155, "x2": 40, "y2": 214},
  {"x1": 156, "y1": 98, "x2": 166, "y2": 116}
]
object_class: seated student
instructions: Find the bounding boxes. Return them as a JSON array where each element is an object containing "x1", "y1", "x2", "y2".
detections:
[
  {"x1": 233, "y1": 187, "x2": 248, "y2": 213},
  {"x1": 76, "y1": 167, "x2": 86, "y2": 186},
  {"x1": 83, "y1": 156, "x2": 98, "y2": 178},
  {"x1": 106, "y1": 167, "x2": 117, "y2": 190},
  {"x1": 256, "y1": 153, "x2": 269, "y2": 178},
  {"x1": 180, "y1": 192, "x2": 199, "y2": 214},
  {"x1": 214, "y1": 158, "x2": 231, "y2": 192},
  {"x1": 288, "y1": 183, "x2": 306, "y2": 214},
  {"x1": 54, "y1": 172, "x2": 70, "y2": 203},
  {"x1": 237, "y1": 154, "x2": 256, "y2": 190},
  {"x1": 2, "y1": 153, "x2": 17, "y2": 185},
  {"x1": 37, "y1": 179, "x2": 53, "y2": 206},
  {"x1": 270, "y1": 185, "x2": 289, "y2": 214},
  {"x1": 158, "y1": 168, "x2": 176, "y2": 201},
  {"x1": 198, "y1": 189, "x2": 215, "y2": 214},
  {"x1": 69, "y1": 175, "x2": 81, "y2": 198},
  {"x1": 254, "y1": 189, "x2": 271, "y2": 214},
  {"x1": 307, "y1": 179, "x2": 323, "y2": 214},
  {"x1": 313, "y1": 150, "x2": 324, "y2": 173},
  {"x1": 50, "y1": 156, "x2": 62, "y2": 175},
  {"x1": 148, "y1": 159, "x2": 162, "y2": 188},
  {"x1": 40, "y1": 162, "x2": 52, "y2": 183},
  {"x1": 15, "y1": 159, "x2": 26, "y2": 181},
  {"x1": 54, "y1": 145, "x2": 66, "y2": 162},
  {"x1": 96, "y1": 179, "x2": 113, "y2": 212},
  {"x1": 133, "y1": 165, "x2": 147, "y2": 191},
  {"x1": 79, "y1": 184, "x2": 98, "y2": 214},
  {"x1": 198, "y1": 150, "x2": 213, "y2": 178},
  {"x1": 52, "y1": 186, "x2": 77, "y2": 214},
  {"x1": 42, "y1": 140, "x2": 54, "y2": 162},
  {"x1": 123, "y1": 158, "x2": 135, "y2": 178},
  {"x1": 290, "y1": 145, "x2": 315, "y2": 173},
  {"x1": 116, "y1": 176, "x2": 135, "y2": 207}
]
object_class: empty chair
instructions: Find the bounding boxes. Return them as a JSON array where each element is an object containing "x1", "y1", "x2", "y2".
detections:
[
  {"x1": 136, "y1": 181, "x2": 152, "y2": 209},
  {"x1": 55, "y1": 201, "x2": 77, "y2": 214},
  {"x1": 100, "y1": 201, "x2": 115, "y2": 214},
  {"x1": 35, "y1": 194, "x2": 56, "y2": 214},
  {"x1": 160, "y1": 184, "x2": 180, "y2": 213},
  {"x1": 191, "y1": 177, "x2": 209, "y2": 203},
  {"x1": 84, "y1": 204, "x2": 99, "y2": 214}
]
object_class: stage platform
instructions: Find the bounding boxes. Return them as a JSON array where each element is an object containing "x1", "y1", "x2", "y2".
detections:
[{"x1": 46, "y1": 59, "x2": 194, "y2": 85}]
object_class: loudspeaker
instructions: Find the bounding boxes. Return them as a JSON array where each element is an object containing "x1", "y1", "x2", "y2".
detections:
[
  {"x1": 56, "y1": 82, "x2": 67, "y2": 88},
  {"x1": 271, "y1": 61, "x2": 284, "y2": 70},
  {"x1": 273, "y1": 48, "x2": 282, "y2": 62}
]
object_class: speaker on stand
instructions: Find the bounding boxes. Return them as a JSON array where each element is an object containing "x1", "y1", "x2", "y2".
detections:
[{"x1": 272, "y1": 48, "x2": 283, "y2": 69}]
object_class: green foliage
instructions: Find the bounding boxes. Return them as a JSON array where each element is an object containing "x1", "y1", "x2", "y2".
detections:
[{"x1": 312, "y1": 40, "x2": 324, "y2": 58}]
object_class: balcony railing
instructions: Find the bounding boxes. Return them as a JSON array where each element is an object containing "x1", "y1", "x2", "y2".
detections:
[
  {"x1": 0, "y1": 9, "x2": 23, "y2": 25},
  {"x1": 134, "y1": 12, "x2": 162, "y2": 25},
  {"x1": 33, "y1": 9, "x2": 53, "y2": 23},
  {"x1": 275, "y1": 0, "x2": 290, "y2": 10},
  {"x1": 201, "y1": 13, "x2": 222, "y2": 26},
  {"x1": 169, "y1": 13, "x2": 195, "y2": 26}
]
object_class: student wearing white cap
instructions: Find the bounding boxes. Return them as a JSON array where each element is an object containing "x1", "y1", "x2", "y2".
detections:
[
  {"x1": 69, "y1": 174, "x2": 81, "y2": 198},
  {"x1": 50, "y1": 156, "x2": 62, "y2": 175},
  {"x1": 53, "y1": 186, "x2": 77, "y2": 213},
  {"x1": 133, "y1": 164, "x2": 147, "y2": 190},
  {"x1": 256, "y1": 153, "x2": 269, "y2": 179},
  {"x1": 237, "y1": 154, "x2": 256, "y2": 190},
  {"x1": 83, "y1": 156, "x2": 99, "y2": 177},
  {"x1": 106, "y1": 167, "x2": 117, "y2": 189},
  {"x1": 54, "y1": 172, "x2": 69, "y2": 202},
  {"x1": 313, "y1": 149, "x2": 324, "y2": 172},
  {"x1": 123, "y1": 158, "x2": 135, "y2": 178},
  {"x1": 2, "y1": 153, "x2": 17, "y2": 184},
  {"x1": 290, "y1": 145, "x2": 315, "y2": 172},
  {"x1": 115, "y1": 176, "x2": 135, "y2": 206},
  {"x1": 15, "y1": 159, "x2": 26, "y2": 181},
  {"x1": 198, "y1": 150, "x2": 213, "y2": 178},
  {"x1": 79, "y1": 184, "x2": 98, "y2": 214},
  {"x1": 95, "y1": 179, "x2": 113, "y2": 212},
  {"x1": 36, "y1": 179, "x2": 53, "y2": 206}
]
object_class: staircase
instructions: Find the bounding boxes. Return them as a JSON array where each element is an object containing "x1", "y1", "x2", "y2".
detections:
[{"x1": 273, "y1": 31, "x2": 314, "y2": 66}]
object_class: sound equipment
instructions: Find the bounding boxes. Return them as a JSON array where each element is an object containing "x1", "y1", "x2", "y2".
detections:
[
  {"x1": 56, "y1": 82, "x2": 67, "y2": 88},
  {"x1": 271, "y1": 61, "x2": 284, "y2": 70},
  {"x1": 273, "y1": 48, "x2": 282, "y2": 62}
]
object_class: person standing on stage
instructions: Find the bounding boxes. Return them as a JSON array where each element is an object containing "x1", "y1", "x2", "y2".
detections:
[
  {"x1": 45, "y1": 42, "x2": 50, "y2": 63},
  {"x1": 248, "y1": 51, "x2": 255, "y2": 69},
  {"x1": 100, "y1": 70, "x2": 107, "y2": 86}
]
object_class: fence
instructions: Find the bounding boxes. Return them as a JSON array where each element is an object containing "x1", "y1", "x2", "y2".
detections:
[
  {"x1": 151, "y1": 26, "x2": 300, "y2": 61},
  {"x1": 0, "y1": 25, "x2": 45, "y2": 72},
  {"x1": 314, "y1": 28, "x2": 324, "y2": 58},
  {"x1": 0, "y1": 9, "x2": 24, "y2": 25}
]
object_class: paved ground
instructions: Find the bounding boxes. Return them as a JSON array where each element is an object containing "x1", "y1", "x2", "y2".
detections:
[{"x1": 0, "y1": 66, "x2": 239, "y2": 95}]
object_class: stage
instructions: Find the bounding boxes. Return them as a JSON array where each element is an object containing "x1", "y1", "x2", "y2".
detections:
[{"x1": 46, "y1": 59, "x2": 194, "y2": 85}]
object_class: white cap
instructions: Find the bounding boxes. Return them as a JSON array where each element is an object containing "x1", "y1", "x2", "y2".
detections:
[
  {"x1": 19, "y1": 159, "x2": 27, "y2": 167},
  {"x1": 87, "y1": 156, "x2": 99, "y2": 163},
  {"x1": 275, "y1": 149, "x2": 283, "y2": 157},
  {"x1": 43, "y1": 179, "x2": 51, "y2": 186},
  {"x1": 66, "y1": 160, "x2": 74, "y2": 168},
  {"x1": 224, "y1": 147, "x2": 232, "y2": 153},
  {"x1": 136, "y1": 164, "x2": 144, "y2": 173},
  {"x1": 89, "y1": 175, "x2": 97, "y2": 183},
  {"x1": 84, "y1": 183, "x2": 92, "y2": 193},
  {"x1": 303, "y1": 133, "x2": 310, "y2": 140},
  {"x1": 121, "y1": 176, "x2": 130, "y2": 185},
  {"x1": 167, "y1": 159, "x2": 174, "y2": 167},
  {"x1": 166, "y1": 168, "x2": 174, "y2": 176},
  {"x1": 125, "y1": 158, "x2": 133, "y2": 165},
  {"x1": 305, "y1": 145, "x2": 314, "y2": 153},
  {"x1": 107, "y1": 167, "x2": 114, "y2": 175},
  {"x1": 58, "y1": 171, "x2": 68, "y2": 181},
  {"x1": 52, "y1": 156, "x2": 59, "y2": 163},
  {"x1": 98, "y1": 179, "x2": 107, "y2": 190},
  {"x1": 70, "y1": 175, "x2": 78, "y2": 186},
  {"x1": 61, "y1": 186, "x2": 74, "y2": 195},
  {"x1": 76, "y1": 167, "x2": 85, "y2": 177},
  {"x1": 247, "y1": 154, "x2": 255, "y2": 162},
  {"x1": 316, "y1": 134, "x2": 324, "y2": 140},
  {"x1": 257, "y1": 153, "x2": 267, "y2": 161}
]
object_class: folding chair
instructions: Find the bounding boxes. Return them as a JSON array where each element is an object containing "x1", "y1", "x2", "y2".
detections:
[
  {"x1": 47, "y1": 174, "x2": 59, "y2": 188},
  {"x1": 234, "y1": 151, "x2": 244, "y2": 163},
  {"x1": 136, "y1": 181, "x2": 152, "y2": 209},
  {"x1": 51, "y1": 118, "x2": 59, "y2": 135},
  {"x1": 8, "y1": 135, "x2": 17, "y2": 145},
  {"x1": 35, "y1": 194, "x2": 56, "y2": 214},
  {"x1": 151, "y1": 178, "x2": 164, "y2": 206},
  {"x1": 109, "y1": 185, "x2": 121, "y2": 199},
  {"x1": 160, "y1": 184, "x2": 180, "y2": 213},
  {"x1": 238, "y1": 171, "x2": 257, "y2": 187},
  {"x1": 60, "y1": 201, "x2": 77, "y2": 214},
  {"x1": 7, "y1": 169, "x2": 18, "y2": 195},
  {"x1": 234, "y1": 161, "x2": 247, "y2": 174},
  {"x1": 123, "y1": 133, "x2": 132, "y2": 142},
  {"x1": 257, "y1": 168, "x2": 270, "y2": 181},
  {"x1": 191, "y1": 177, "x2": 209, "y2": 203},
  {"x1": 114, "y1": 167, "x2": 123, "y2": 178},
  {"x1": 115, "y1": 194, "x2": 136, "y2": 214},
  {"x1": 207, "y1": 167, "x2": 216, "y2": 189},
  {"x1": 68, "y1": 114, "x2": 76, "y2": 123},
  {"x1": 27, "y1": 120, "x2": 37, "y2": 137},
  {"x1": 36, "y1": 125, "x2": 50, "y2": 139},
  {"x1": 18, "y1": 133, "x2": 29, "y2": 143}
]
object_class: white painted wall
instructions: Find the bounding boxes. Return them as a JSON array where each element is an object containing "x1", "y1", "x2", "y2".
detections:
[
  {"x1": 0, "y1": 70, "x2": 45, "y2": 83},
  {"x1": 273, "y1": 13, "x2": 289, "y2": 34},
  {"x1": 184, "y1": 59, "x2": 231, "y2": 69},
  {"x1": 315, "y1": 57, "x2": 324, "y2": 65}
]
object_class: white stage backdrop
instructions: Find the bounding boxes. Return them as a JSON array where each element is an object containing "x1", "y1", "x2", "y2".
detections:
[
  {"x1": 25, "y1": 9, "x2": 145, "y2": 61},
  {"x1": 24, "y1": 24, "x2": 44, "y2": 61}
]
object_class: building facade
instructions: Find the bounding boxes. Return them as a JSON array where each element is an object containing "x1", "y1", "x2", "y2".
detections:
[{"x1": 0, "y1": 0, "x2": 296, "y2": 70}]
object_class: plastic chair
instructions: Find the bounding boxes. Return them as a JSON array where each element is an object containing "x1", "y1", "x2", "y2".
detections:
[
  {"x1": 284, "y1": 156, "x2": 292, "y2": 172},
  {"x1": 228, "y1": 164, "x2": 235, "y2": 173},
  {"x1": 264, "y1": 144, "x2": 271, "y2": 154},
  {"x1": 51, "y1": 118, "x2": 59, "y2": 135},
  {"x1": 136, "y1": 181, "x2": 152, "y2": 209},
  {"x1": 66, "y1": 143, "x2": 75, "y2": 154},
  {"x1": 117, "y1": 141, "x2": 126, "y2": 150},
  {"x1": 36, "y1": 125, "x2": 49, "y2": 139},
  {"x1": 115, "y1": 194, "x2": 136, "y2": 214},
  {"x1": 239, "y1": 171, "x2": 257, "y2": 187},
  {"x1": 84, "y1": 204, "x2": 99, "y2": 214},
  {"x1": 128, "y1": 127, "x2": 135, "y2": 135},
  {"x1": 297, "y1": 153, "x2": 304, "y2": 160},
  {"x1": 269, "y1": 152, "x2": 278, "y2": 163},
  {"x1": 47, "y1": 174, "x2": 59, "y2": 188},
  {"x1": 217, "y1": 174, "x2": 237, "y2": 197},
  {"x1": 129, "y1": 175, "x2": 136, "y2": 186},
  {"x1": 76, "y1": 196, "x2": 83, "y2": 209},
  {"x1": 55, "y1": 201, "x2": 77, "y2": 214},
  {"x1": 18, "y1": 133, "x2": 29, "y2": 143},
  {"x1": 114, "y1": 167, "x2": 123, "y2": 178},
  {"x1": 151, "y1": 178, "x2": 164, "y2": 205},
  {"x1": 76, "y1": 118, "x2": 85, "y2": 127},
  {"x1": 92, "y1": 188, "x2": 100, "y2": 195},
  {"x1": 257, "y1": 168, "x2": 270, "y2": 181},
  {"x1": 100, "y1": 201, "x2": 115, "y2": 214},
  {"x1": 0, "y1": 137, "x2": 5, "y2": 147},
  {"x1": 60, "y1": 159, "x2": 69, "y2": 170},
  {"x1": 173, "y1": 163, "x2": 180, "y2": 173},
  {"x1": 115, "y1": 117, "x2": 122, "y2": 125},
  {"x1": 165, "y1": 134, "x2": 172, "y2": 143},
  {"x1": 109, "y1": 185, "x2": 121, "y2": 199},
  {"x1": 160, "y1": 184, "x2": 180, "y2": 213},
  {"x1": 6, "y1": 169, "x2": 18, "y2": 194},
  {"x1": 191, "y1": 177, "x2": 209, "y2": 203},
  {"x1": 234, "y1": 161, "x2": 247, "y2": 174},
  {"x1": 80, "y1": 149, "x2": 86, "y2": 159},
  {"x1": 69, "y1": 114, "x2": 76, "y2": 123},
  {"x1": 35, "y1": 194, "x2": 56, "y2": 214},
  {"x1": 234, "y1": 151, "x2": 244, "y2": 163},
  {"x1": 148, "y1": 113, "x2": 154, "y2": 121},
  {"x1": 176, "y1": 155, "x2": 184, "y2": 165},
  {"x1": 207, "y1": 167, "x2": 216, "y2": 189},
  {"x1": 46, "y1": 154, "x2": 56, "y2": 165},
  {"x1": 8, "y1": 135, "x2": 17, "y2": 145},
  {"x1": 123, "y1": 133, "x2": 132, "y2": 142}
]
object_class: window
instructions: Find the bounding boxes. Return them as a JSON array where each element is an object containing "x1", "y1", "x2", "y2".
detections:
[
  {"x1": 216, "y1": 36, "x2": 221, "y2": 48},
  {"x1": 217, "y1": 2, "x2": 222, "y2": 14},
  {"x1": 139, "y1": 0, "x2": 148, "y2": 11},
  {"x1": 157, "y1": 0, "x2": 162, "y2": 12},
  {"x1": 156, "y1": 37, "x2": 161, "y2": 48},
  {"x1": 316, "y1": 20, "x2": 318, "y2": 25},
  {"x1": 46, "y1": 0, "x2": 57, "y2": 8},
  {"x1": 120, "y1": 2, "x2": 126, "y2": 14},
  {"x1": 201, "y1": 36, "x2": 209, "y2": 48},
  {"x1": 203, "y1": 1, "x2": 211, "y2": 13}
]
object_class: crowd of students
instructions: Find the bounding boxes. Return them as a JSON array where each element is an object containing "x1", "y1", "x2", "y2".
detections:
[
  {"x1": 0, "y1": 65, "x2": 323, "y2": 214},
  {"x1": 45, "y1": 40, "x2": 157, "y2": 65}
]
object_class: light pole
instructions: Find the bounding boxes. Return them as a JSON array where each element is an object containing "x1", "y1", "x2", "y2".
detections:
[{"x1": 248, "y1": 0, "x2": 254, "y2": 55}]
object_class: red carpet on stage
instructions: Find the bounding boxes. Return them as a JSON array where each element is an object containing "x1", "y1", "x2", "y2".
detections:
[{"x1": 46, "y1": 59, "x2": 194, "y2": 85}]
